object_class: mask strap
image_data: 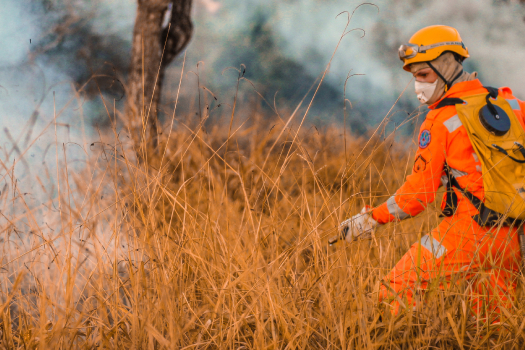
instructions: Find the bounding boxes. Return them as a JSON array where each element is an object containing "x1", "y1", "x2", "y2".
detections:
[{"x1": 426, "y1": 61, "x2": 464, "y2": 92}]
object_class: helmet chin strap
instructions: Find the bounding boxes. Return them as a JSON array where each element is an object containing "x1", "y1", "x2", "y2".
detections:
[{"x1": 426, "y1": 61, "x2": 464, "y2": 92}]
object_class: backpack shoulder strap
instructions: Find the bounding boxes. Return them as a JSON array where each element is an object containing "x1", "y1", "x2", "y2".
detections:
[{"x1": 435, "y1": 98, "x2": 465, "y2": 109}]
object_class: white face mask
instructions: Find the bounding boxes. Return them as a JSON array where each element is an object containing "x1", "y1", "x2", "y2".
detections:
[{"x1": 415, "y1": 80, "x2": 438, "y2": 104}]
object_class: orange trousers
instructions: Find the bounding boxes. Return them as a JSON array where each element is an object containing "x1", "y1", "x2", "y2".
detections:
[{"x1": 379, "y1": 215, "x2": 521, "y2": 317}]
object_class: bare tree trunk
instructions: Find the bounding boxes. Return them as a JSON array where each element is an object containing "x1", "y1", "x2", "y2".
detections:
[{"x1": 126, "y1": 0, "x2": 193, "y2": 149}]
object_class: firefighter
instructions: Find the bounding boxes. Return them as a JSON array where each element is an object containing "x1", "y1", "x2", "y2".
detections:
[{"x1": 338, "y1": 25, "x2": 525, "y2": 316}]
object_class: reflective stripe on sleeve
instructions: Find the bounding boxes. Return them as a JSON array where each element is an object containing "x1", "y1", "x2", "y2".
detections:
[
  {"x1": 443, "y1": 115, "x2": 462, "y2": 133},
  {"x1": 506, "y1": 99, "x2": 520, "y2": 110},
  {"x1": 450, "y1": 167, "x2": 468, "y2": 178},
  {"x1": 386, "y1": 196, "x2": 410, "y2": 220},
  {"x1": 420, "y1": 235, "x2": 447, "y2": 259}
]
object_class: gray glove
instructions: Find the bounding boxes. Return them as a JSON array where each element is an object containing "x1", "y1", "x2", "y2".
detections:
[{"x1": 330, "y1": 206, "x2": 378, "y2": 244}]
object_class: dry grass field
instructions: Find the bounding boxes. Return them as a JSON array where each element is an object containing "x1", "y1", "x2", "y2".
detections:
[{"x1": 1, "y1": 80, "x2": 525, "y2": 349}]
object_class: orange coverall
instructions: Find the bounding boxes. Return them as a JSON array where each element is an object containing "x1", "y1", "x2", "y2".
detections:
[{"x1": 373, "y1": 79, "x2": 525, "y2": 316}]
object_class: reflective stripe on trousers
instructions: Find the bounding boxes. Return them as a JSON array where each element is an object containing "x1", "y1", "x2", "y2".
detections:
[{"x1": 420, "y1": 234, "x2": 447, "y2": 259}]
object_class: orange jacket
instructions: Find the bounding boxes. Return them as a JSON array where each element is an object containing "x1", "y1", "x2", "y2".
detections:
[{"x1": 372, "y1": 79, "x2": 525, "y2": 224}]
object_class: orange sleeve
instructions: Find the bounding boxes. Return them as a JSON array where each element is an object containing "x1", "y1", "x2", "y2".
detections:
[{"x1": 372, "y1": 120, "x2": 447, "y2": 224}]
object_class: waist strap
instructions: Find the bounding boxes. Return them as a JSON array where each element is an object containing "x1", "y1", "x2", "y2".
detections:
[{"x1": 442, "y1": 163, "x2": 521, "y2": 227}]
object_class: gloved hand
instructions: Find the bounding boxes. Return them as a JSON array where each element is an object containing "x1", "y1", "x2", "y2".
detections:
[{"x1": 338, "y1": 206, "x2": 378, "y2": 243}]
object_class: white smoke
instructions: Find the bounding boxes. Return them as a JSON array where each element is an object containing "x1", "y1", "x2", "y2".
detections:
[
  {"x1": 3, "y1": 0, "x2": 525, "y2": 198},
  {"x1": 183, "y1": 0, "x2": 525, "y2": 124},
  {"x1": 201, "y1": 0, "x2": 221, "y2": 14},
  {"x1": 0, "y1": 0, "x2": 136, "y2": 214},
  {"x1": 272, "y1": 0, "x2": 525, "y2": 101}
]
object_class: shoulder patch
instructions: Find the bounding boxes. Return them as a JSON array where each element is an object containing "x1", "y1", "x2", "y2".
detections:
[{"x1": 419, "y1": 129, "x2": 431, "y2": 149}]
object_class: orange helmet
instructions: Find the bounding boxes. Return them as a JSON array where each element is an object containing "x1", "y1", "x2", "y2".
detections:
[{"x1": 398, "y1": 25, "x2": 469, "y2": 71}]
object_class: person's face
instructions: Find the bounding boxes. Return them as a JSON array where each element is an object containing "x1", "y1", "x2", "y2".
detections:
[{"x1": 413, "y1": 67, "x2": 438, "y2": 83}]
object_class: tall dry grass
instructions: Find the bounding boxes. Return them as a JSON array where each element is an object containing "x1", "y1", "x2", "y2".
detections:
[
  {"x1": 1, "y1": 8, "x2": 524, "y2": 343},
  {"x1": 2, "y1": 87, "x2": 525, "y2": 350}
]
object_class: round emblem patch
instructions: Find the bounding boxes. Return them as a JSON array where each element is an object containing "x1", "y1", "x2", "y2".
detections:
[{"x1": 419, "y1": 130, "x2": 431, "y2": 149}]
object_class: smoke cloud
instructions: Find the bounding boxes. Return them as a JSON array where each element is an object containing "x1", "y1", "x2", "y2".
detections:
[
  {"x1": 166, "y1": 0, "x2": 525, "y2": 132},
  {"x1": 0, "y1": 0, "x2": 134, "y2": 210},
  {"x1": 2, "y1": 0, "x2": 525, "y2": 197}
]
